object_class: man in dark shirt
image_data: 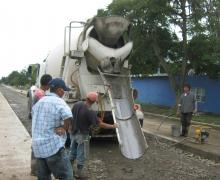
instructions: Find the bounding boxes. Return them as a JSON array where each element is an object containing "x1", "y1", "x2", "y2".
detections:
[
  {"x1": 178, "y1": 84, "x2": 197, "y2": 137},
  {"x1": 69, "y1": 92, "x2": 118, "y2": 178}
]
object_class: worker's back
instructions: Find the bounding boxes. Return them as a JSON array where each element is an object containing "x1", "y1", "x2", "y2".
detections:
[{"x1": 71, "y1": 101, "x2": 98, "y2": 135}]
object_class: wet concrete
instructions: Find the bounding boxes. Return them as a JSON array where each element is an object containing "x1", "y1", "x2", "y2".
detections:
[{"x1": 143, "y1": 117, "x2": 220, "y2": 162}]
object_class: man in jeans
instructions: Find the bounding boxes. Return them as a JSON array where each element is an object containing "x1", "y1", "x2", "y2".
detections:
[
  {"x1": 29, "y1": 74, "x2": 52, "y2": 176},
  {"x1": 178, "y1": 84, "x2": 197, "y2": 137},
  {"x1": 70, "y1": 92, "x2": 118, "y2": 178},
  {"x1": 32, "y1": 78, "x2": 73, "y2": 180}
]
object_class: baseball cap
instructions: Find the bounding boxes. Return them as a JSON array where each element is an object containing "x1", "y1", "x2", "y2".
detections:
[{"x1": 48, "y1": 78, "x2": 70, "y2": 91}]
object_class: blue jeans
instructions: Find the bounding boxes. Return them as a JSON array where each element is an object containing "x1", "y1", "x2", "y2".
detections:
[
  {"x1": 69, "y1": 133, "x2": 90, "y2": 169},
  {"x1": 36, "y1": 148, "x2": 73, "y2": 180},
  {"x1": 31, "y1": 147, "x2": 37, "y2": 175}
]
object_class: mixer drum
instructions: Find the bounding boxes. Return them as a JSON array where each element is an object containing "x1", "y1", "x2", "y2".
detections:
[{"x1": 82, "y1": 16, "x2": 133, "y2": 73}]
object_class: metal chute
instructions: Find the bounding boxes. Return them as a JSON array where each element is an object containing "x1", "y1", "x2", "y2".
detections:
[{"x1": 98, "y1": 68, "x2": 147, "y2": 159}]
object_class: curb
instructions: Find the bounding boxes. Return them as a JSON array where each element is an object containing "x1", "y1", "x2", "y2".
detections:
[
  {"x1": 144, "y1": 111, "x2": 220, "y2": 130},
  {"x1": 0, "y1": 92, "x2": 33, "y2": 180},
  {"x1": 143, "y1": 129, "x2": 220, "y2": 163}
]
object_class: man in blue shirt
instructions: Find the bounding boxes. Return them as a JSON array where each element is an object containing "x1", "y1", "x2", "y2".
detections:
[
  {"x1": 32, "y1": 78, "x2": 73, "y2": 180},
  {"x1": 29, "y1": 74, "x2": 52, "y2": 176}
]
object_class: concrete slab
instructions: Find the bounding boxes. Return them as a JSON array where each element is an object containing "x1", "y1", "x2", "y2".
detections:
[
  {"x1": 0, "y1": 92, "x2": 35, "y2": 180},
  {"x1": 143, "y1": 116, "x2": 220, "y2": 162}
]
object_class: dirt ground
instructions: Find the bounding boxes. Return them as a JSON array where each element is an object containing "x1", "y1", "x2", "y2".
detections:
[{"x1": 1, "y1": 85, "x2": 220, "y2": 180}]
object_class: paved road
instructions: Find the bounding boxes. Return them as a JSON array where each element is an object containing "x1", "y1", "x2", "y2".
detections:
[
  {"x1": 1, "y1": 85, "x2": 220, "y2": 180},
  {"x1": 0, "y1": 85, "x2": 31, "y2": 134}
]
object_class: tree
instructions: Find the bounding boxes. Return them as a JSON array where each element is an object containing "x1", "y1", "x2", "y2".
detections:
[
  {"x1": 1, "y1": 69, "x2": 29, "y2": 87},
  {"x1": 97, "y1": 0, "x2": 220, "y2": 106},
  {"x1": 0, "y1": 77, "x2": 9, "y2": 84},
  {"x1": 7, "y1": 71, "x2": 21, "y2": 86},
  {"x1": 30, "y1": 65, "x2": 38, "y2": 85},
  {"x1": 188, "y1": 34, "x2": 220, "y2": 78},
  {"x1": 97, "y1": 0, "x2": 159, "y2": 74},
  {"x1": 186, "y1": 0, "x2": 220, "y2": 78}
]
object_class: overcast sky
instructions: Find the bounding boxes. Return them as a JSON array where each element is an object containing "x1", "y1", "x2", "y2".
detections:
[{"x1": 0, "y1": 0, "x2": 112, "y2": 78}]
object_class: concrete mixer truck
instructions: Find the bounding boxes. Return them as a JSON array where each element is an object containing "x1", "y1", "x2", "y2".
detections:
[{"x1": 29, "y1": 16, "x2": 147, "y2": 159}]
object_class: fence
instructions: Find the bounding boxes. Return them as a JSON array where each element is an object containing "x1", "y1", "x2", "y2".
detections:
[{"x1": 132, "y1": 75, "x2": 220, "y2": 115}]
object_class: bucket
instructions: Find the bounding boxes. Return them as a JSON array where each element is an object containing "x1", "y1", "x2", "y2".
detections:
[{"x1": 171, "y1": 125, "x2": 180, "y2": 137}]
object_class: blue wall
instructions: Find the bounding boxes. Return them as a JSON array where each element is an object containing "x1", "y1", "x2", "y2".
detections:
[{"x1": 132, "y1": 76, "x2": 220, "y2": 115}]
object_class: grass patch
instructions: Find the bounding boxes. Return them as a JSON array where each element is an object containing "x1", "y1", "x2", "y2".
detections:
[
  {"x1": 139, "y1": 103, "x2": 220, "y2": 126},
  {"x1": 140, "y1": 103, "x2": 176, "y2": 116},
  {"x1": 192, "y1": 114, "x2": 220, "y2": 125}
]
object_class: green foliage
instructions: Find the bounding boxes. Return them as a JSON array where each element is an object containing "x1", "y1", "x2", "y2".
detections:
[
  {"x1": 0, "y1": 69, "x2": 30, "y2": 87},
  {"x1": 30, "y1": 65, "x2": 38, "y2": 85},
  {"x1": 97, "y1": 0, "x2": 220, "y2": 98},
  {"x1": 189, "y1": 35, "x2": 220, "y2": 78},
  {"x1": 97, "y1": 0, "x2": 173, "y2": 75},
  {"x1": 0, "y1": 64, "x2": 38, "y2": 87}
]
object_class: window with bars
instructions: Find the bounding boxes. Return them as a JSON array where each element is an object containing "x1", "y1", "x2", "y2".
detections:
[{"x1": 191, "y1": 88, "x2": 206, "y2": 103}]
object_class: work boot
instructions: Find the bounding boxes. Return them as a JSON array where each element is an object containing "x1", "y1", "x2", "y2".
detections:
[{"x1": 74, "y1": 169, "x2": 88, "y2": 179}]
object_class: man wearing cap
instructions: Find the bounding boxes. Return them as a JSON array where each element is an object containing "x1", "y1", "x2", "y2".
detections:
[
  {"x1": 69, "y1": 92, "x2": 118, "y2": 179},
  {"x1": 29, "y1": 74, "x2": 52, "y2": 176},
  {"x1": 32, "y1": 78, "x2": 73, "y2": 180}
]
